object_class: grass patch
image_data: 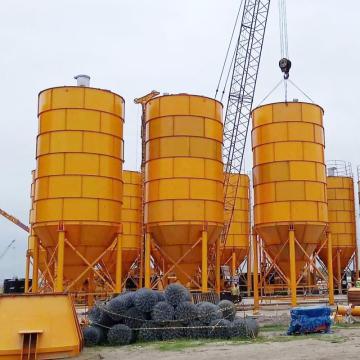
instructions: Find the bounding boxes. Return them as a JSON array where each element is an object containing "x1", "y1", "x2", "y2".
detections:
[
  {"x1": 229, "y1": 335, "x2": 290, "y2": 344},
  {"x1": 129, "y1": 328, "x2": 349, "y2": 351},
  {"x1": 136, "y1": 333, "x2": 347, "y2": 351},
  {"x1": 333, "y1": 322, "x2": 360, "y2": 329},
  {"x1": 154, "y1": 340, "x2": 208, "y2": 351},
  {"x1": 151, "y1": 335, "x2": 295, "y2": 350}
]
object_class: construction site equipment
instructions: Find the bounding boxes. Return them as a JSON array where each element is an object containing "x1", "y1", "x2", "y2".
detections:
[
  {"x1": 26, "y1": 169, "x2": 48, "y2": 292},
  {"x1": 347, "y1": 287, "x2": 360, "y2": 306},
  {"x1": 3, "y1": 278, "x2": 29, "y2": 294},
  {"x1": 319, "y1": 161, "x2": 357, "y2": 294},
  {"x1": 103, "y1": 170, "x2": 142, "y2": 288},
  {"x1": 220, "y1": 0, "x2": 270, "y2": 246},
  {"x1": 278, "y1": 0, "x2": 291, "y2": 80},
  {"x1": 0, "y1": 293, "x2": 82, "y2": 359},
  {"x1": 337, "y1": 304, "x2": 360, "y2": 316},
  {"x1": 279, "y1": 58, "x2": 291, "y2": 79},
  {"x1": 356, "y1": 165, "x2": 360, "y2": 278},
  {"x1": 287, "y1": 306, "x2": 331, "y2": 335},
  {"x1": 134, "y1": 90, "x2": 160, "y2": 288},
  {"x1": 252, "y1": 101, "x2": 331, "y2": 307},
  {"x1": 85, "y1": 284, "x2": 259, "y2": 346},
  {"x1": 144, "y1": 94, "x2": 224, "y2": 291},
  {"x1": 214, "y1": 0, "x2": 270, "y2": 296},
  {"x1": 33, "y1": 80, "x2": 124, "y2": 294},
  {"x1": 0, "y1": 240, "x2": 15, "y2": 260},
  {"x1": 221, "y1": 174, "x2": 250, "y2": 288},
  {"x1": 0, "y1": 208, "x2": 29, "y2": 233}
]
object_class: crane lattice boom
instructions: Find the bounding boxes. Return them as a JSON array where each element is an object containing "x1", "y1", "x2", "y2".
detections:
[
  {"x1": 0, "y1": 239, "x2": 16, "y2": 260},
  {"x1": 0, "y1": 208, "x2": 29, "y2": 233},
  {"x1": 222, "y1": 0, "x2": 271, "y2": 242}
]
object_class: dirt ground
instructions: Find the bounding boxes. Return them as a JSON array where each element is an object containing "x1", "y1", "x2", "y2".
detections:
[
  {"x1": 78, "y1": 299, "x2": 356, "y2": 360},
  {"x1": 78, "y1": 326, "x2": 360, "y2": 360},
  {"x1": 78, "y1": 312, "x2": 360, "y2": 360}
]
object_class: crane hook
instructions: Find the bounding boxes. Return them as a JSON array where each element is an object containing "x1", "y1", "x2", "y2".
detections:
[{"x1": 279, "y1": 58, "x2": 292, "y2": 79}]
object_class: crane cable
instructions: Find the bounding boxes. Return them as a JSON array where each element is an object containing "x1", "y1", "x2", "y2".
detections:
[
  {"x1": 278, "y1": 0, "x2": 289, "y2": 59},
  {"x1": 278, "y1": 0, "x2": 291, "y2": 101},
  {"x1": 257, "y1": 0, "x2": 315, "y2": 105},
  {"x1": 215, "y1": 0, "x2": 244, "y2": 100},
  {"x1": 278, "y1": 0, "x2": 315, "y2": 103}
]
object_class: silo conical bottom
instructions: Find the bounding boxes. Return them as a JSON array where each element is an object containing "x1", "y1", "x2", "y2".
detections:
[
  {"x1": 155, "y1": 244, "x2": 202, "y2": 286},
  {"x1": 34, "y1": 223, "x2": 119, "y2": 287},
  {"x1": 221, "y1": 248, "x2": 248, "y2": 271},
  {"x1": 256, "y1": 223, "x2": 326, "y2": 280},
  {"x1": 103, "y1": 248, "x2": 139, "y2": 282},
  {"x1": 318, "y1": 247, "x2": 355, "y2": 275},
  {"x1": 149, "y1": 224, "x2": 222, "y2": 288}
]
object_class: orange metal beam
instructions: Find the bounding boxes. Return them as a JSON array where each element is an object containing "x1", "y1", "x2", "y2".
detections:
[{"x1": 0, "y1": 208, "x2": 29, "y2": 233}]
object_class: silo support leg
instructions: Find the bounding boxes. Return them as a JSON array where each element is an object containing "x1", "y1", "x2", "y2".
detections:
[
  {"x1": 115, "y1": 233, "x2": 123, "y2": 293},
  {"x1": 289, "y1": 228, "x2": 297, "y2": 307},
  {"x1": 355, "y1": 246, "x2": 359, "y2": 280},
  {"x1": 337, "y1": 251, "x2": 342, "y2": 295},
  {"x1": 247, "y1": 247, "x2": 252, "y2": 297},
  {"x1": 253, "y1": 233, "x2": 259, "y2": 313},
  {"x1": 32, "y1": 236, "x2": 39, "y2": 293},
  {"x1": 55, "y1": 230, "x2": 65, "y2": 292},
  {"x1": 25, "y1": 251, "x2": 30, "y2": 293},
  {"x1": 88, "y1": 270, "x2": 95, "y2": 306},
  {"x1": 145, "y1": 233, "x2": 151, "y2": 288},
  {"x1": 327, "y1": 232, "x2": 335, "y2": 305},
  {"x1": 232, "y1": 252, "x2": 237, "y2": 277},
  {"x1": 139, "y1": 236, "x2": 144, "y2": 288},
  {"x1": 201, "y1": 230, "x2": 208, "y2": 293},
  {"x1": 216, "y1": 237, "x2": 221, "y2": 295}
]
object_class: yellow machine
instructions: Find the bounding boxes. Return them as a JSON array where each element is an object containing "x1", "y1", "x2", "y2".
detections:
[
  {"x1": 144, "y1": 94, "x2": 224, "y2": 291},
  {"x1": 32, "y1": 80, "x2": 125, "y2": 294},
  {"x1": 103, "y1": 170, "x2": 142, "y2": 288},
  {"x1": 319, "y1": 161, "x2": 357, "y2": 293},
  {"x1": 221, "y1": 174, "x2": 250, "y2": 282},
  {"x1": 252, "y1": 101, "x2": 331, "y2": 306},
  {"x1": 0, "y1": 294, "x2": 82, "y2": 359}
]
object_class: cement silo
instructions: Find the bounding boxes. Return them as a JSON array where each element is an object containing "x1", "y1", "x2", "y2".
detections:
[
  {"x1": 144, "y1": 94, "x2": 224, "y2": 291},
  {"x1": 319, "y1": 161, "x2": 357, "y2": 293},
  {"x1": 26, "y1": 169, "x2": 49, "y2": 292},
  {"x1": 252, "y1": 101, "x2": 330, "y2": 306},
  {"x1": 32, "y1": 76, "x2": 124, "y2": 293},
  {"x1": 103, "y1": 170, "x2": 142, "y2": 288},
  {"x1": 222, "y1": 174, "x2": 250, "y2": 277}
]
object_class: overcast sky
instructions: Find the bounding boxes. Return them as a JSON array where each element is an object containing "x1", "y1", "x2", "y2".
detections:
[{"x1": 0, "y1": 0, "x2": 359, "y2": 280}]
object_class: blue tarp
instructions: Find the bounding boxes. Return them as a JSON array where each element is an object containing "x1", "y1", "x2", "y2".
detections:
[{"x1": 287, "y1": 306, "x2": 331, "y2": 335}]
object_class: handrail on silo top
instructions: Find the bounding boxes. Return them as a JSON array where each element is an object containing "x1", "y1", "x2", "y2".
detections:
[{"x1": 326, "y1": 160, "x2": 353, "y2": 178}]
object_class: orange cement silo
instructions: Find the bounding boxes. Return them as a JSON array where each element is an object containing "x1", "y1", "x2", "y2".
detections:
[
  {"x1": 252, "y1": 101, "x2": 329, "y2": 306},
  {"x1": 144, "y1": 94, "x2": 224, "y2": 291},
  {"x1": 319, "y1": 161, "x2": 357, "y2": 293},
  {"x1": 32, "y1": 79, "x2": 124, "y2": 294},
  {"x1": 103, "y1": 170, "x2": 142, "y2": 288},
  {"x1": 221, "y1": 174, "x2": 250, "y2": 276}
]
